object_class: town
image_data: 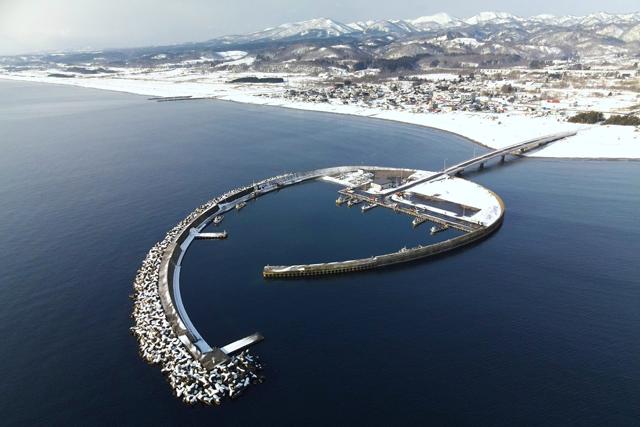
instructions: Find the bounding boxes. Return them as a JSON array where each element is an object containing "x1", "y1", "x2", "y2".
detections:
[{"x1": 260, "y1": 64, "x2": 640, "y2": 121}]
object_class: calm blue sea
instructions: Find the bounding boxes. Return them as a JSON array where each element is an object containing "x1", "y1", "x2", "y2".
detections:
[{"x1": 0, "y1": 80, "x2": 638, "y2": 426}]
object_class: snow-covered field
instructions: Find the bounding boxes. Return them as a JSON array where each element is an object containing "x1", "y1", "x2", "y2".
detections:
[
  {"x1": 406, "y1": 175, "x2": 503, "y2": 226},
  {"x1": 1, "y1": 72, "x2": 639, "y2": 160}
]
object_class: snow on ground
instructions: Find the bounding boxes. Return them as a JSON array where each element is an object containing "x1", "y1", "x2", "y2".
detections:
[
  {"x1": 406, "y1": 73, "x2": 460, "y2": 81},
  {"x1": 215, "y1": 50, "x2": 248, "y2": 60},
  {"x1": 226, "y1": 96, "x2": 639, "y2": 159},
  {"x1": 181, "y1": 57, "x2": 217, "y2": 65},
  {"x1": 1, "y1": 71, "x2": 638, "y2": 160},
  {"x1": 408, "y1": 176, "x2": 503, "y2": 226},
  {"x1": 216, "y1": 56, "x2": 256, "y2": 67},
  {"x1": 533, "y1": 125, "x2": 640, "y2": 158}
]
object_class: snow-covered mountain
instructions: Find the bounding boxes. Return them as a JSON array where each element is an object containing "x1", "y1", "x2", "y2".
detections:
[
  {"x1": 217, "y1": 11, "x2": 640, "y2": 44},
  {"x1": 202, "y1": 11, "x2": 640, "y2": 70},
  {"x1": 348, "y1": 20, "x2": 418, "y2": 34},
  {"x1": 409, "y1": 13, "x2": 464, "y2": 30},
  {"x1": 227, "y1": 18, "x2": 358, "y2": 42},
  {"x1": 464, "y1": 12, "x2": 522, "y2": 25},
  {"x1": 622, "y1": 23, "x2": 640, "y2": 42},
  {"x1": 7, "y1": 11, "x2": 639, "y2": 73}
]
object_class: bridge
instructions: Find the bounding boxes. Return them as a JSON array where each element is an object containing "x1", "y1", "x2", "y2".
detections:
[{"x1": 394, "y1": 131, "x2": 577, "y2": 193}]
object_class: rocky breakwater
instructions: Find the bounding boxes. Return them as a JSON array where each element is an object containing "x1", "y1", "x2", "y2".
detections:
[
  {"x1": 129, "y1": 170, "x2": 356, "y2": 404},
  {"x1": 130, "y1": 189, "x2": 267, "y2": 405}
]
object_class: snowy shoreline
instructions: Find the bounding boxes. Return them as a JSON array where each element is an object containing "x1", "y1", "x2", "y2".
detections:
[{"x1": 2, "y1": 74, "x2": 639, "y2": 160}]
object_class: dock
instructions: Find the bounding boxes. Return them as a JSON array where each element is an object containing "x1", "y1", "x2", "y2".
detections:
[
  {"x1": 220, "y1": 333, "x2": 264, "y2": 355},
  {"x1": 337, "y1": 189, "x2": 480, "y2": 233}
]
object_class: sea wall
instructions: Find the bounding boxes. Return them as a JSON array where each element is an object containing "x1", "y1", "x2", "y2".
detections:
[
  {"x1": 263, "y1": 190, "x2": 505, "y2": 278},
  {"x1": 156, "y1": 165, "x2": 406, "y2": 364}
]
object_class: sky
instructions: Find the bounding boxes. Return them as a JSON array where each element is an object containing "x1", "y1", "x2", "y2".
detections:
[{"x1": 1, "y1": 0, "x2": 639, "y2": 55}]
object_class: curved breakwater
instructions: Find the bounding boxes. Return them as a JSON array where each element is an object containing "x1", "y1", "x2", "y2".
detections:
[
  {"x1": 263, "y1": 189, "x2": 505, "y2": 278},
  {"x1": 131, "y1": 165, "x2": 505, "y2": 404},
  {"x1": 130, "y1": 166, "x2": 382, "y2": 404}
]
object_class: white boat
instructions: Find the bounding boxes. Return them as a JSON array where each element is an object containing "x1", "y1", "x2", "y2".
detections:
[
  {"x1": 213, "y1": 215, "x2": 224, "y2": 225},
  {"x1": 361, "y1": 203, "x2": 376, "y2": 212},
  {"x1": 235, "y1": 202, "x2": 247, "y2": 210},
  {"x1": 430, "y1": 224, "x2": 449, "y2": 235},
  {"x1": 347, "y1": 198, "x2": 361, "y2": 207},
  {"x1": 336, "y1": 196, "x2": 345, "y2": 205}
]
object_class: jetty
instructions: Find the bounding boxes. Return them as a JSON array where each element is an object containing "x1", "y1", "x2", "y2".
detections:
[{"x1": 221, "y1": 333, "x2": 264, "y2": 355}]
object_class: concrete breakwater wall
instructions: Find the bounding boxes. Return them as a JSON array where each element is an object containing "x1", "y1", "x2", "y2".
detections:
[
  {"x1": 263, "y1": 190, "x2": 505, "y2": 278},
  {"x1": 132, "y1": 166, "x2": 382, "y2": 404},
  {"x1": 130, "y1": 203, "x2": 265, "y2": 405},
  {"x1": 157, "y1": 167, "x2": 377, "y2": 366}
]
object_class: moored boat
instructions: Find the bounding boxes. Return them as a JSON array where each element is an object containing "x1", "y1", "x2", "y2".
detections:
[{"x1": 430, "y1": 224, "x2": 449, "y2": 235}]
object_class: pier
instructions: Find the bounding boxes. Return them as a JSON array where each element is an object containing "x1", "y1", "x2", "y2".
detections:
[
  {"x1": 220, "y1": 333, "x2": 265, "y2": 355},
  {"x1": 338, "y1": 189, "x2": 481, "y2": 233}
]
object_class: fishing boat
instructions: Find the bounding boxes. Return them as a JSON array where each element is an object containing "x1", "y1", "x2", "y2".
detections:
[
  {"x1": 347, "y1": 198, "x2": 361, "y2": 207},
  {"x1": 336, "y1": 196, "x2": 346, "y2": 205},
  {"x1": 213, "y1": 215, "x2": 224, "y2": 225},
  {"x1": 430, "y1": 224, "x2": 449, "y2": 235},
  {"x1": 235, "y1": 201, "x2": 247, "y2": 210},
  {"x1": 361, "y1": 203, "x2": 376, "y2": 212}
]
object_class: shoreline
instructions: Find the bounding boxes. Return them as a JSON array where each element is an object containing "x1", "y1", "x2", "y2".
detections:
[
  {"x1": 2, "y1": 74, "x2": 639, "y2": 161},
  {"x1": 219, "y1": 97, "x2": 639, "y2": 162}
]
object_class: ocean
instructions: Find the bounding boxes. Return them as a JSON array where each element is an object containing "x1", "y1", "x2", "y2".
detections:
[{"x1": 0, "y1": 79, "x2": 638, "y2": 426}]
